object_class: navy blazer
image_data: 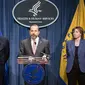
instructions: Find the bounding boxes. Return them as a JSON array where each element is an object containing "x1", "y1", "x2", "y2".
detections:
[{"x1": 66, "y1": 39, "x2": 85, "y2": 73}]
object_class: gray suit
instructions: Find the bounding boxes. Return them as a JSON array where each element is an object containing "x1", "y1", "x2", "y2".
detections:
[
  {"x1": 19, "y1": 37, "x2": 50, "y2": 85},
  {"x1": 19, "y1": 37, "x2": 50, "y2": 57}
]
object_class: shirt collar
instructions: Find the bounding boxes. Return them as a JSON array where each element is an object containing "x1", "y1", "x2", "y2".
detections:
[{"x1": 31, "y1": 37, "x2": 39, "y2": 46}]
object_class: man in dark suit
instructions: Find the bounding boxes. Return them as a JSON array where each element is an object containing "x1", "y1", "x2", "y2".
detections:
[
  {"x1": 0, "y1": 36, "x2": 9, "y2": 85},
  {"x1": 19, "y1": 24, "x2": 50, "y2": 85}
]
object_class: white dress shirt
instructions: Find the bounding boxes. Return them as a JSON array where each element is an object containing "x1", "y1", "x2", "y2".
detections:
[{"x1": 31, "y1": 37, "x2": 39, "y2": 50}]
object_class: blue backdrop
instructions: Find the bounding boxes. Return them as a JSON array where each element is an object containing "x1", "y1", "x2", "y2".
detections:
[{"x1": 0, "y1": 0, "x2": 79, "y2": 85}]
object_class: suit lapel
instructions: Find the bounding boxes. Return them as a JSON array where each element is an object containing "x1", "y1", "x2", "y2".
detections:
[
  {"x1": 35, "y1": 38, "x2": 42, "y2": 55},
  {"x1": 78, "y1": 40, "x2": 83, "y2": 55},
  {"x1": 71, "y1": 40, "x2": 75, "y2": 56},
  {"x1": 27, "y1": 38, "x2": 34, "y2": 55}
]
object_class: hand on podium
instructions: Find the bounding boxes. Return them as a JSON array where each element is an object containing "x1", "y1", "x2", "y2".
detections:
[
  {"x1": 28, "y1": 56, "x2": 34, "y2": 62},
  {"x1": 42, "y1": 54, "x2": 47, "y2": 62},
  {"x1": 17, "y1": 55, "x2": 49, "y2": 64}
]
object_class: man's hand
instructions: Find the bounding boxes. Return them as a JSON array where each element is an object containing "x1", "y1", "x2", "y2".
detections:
[
  {"x1": 28, "y1": 56, "x2": 34, "y2": 61},
  {"x1": 42, "y1": 54, "x2": 47, "y2": 61}
]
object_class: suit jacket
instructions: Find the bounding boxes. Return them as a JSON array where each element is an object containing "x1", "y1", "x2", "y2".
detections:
[
  {"x1": 19, "y1": 37, "x2": 50, "y2": 57},
  {"x1": 0, "y1": 36, "x2": 9, "y2": 64},
  {"x1": 0, "y1": 36, "x2": 9, "y2": 85},
  {"x1": 66, "y1": 39, "x2": 85, "y2": 73}
]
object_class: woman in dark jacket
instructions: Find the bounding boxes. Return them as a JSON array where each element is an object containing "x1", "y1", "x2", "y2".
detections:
[{"x1": 66, "y1": 26, "x2": 85, "y2": 85}]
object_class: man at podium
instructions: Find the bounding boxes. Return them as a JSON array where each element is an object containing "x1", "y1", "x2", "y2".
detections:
[{"x1": 19, "y1": 24, "x2": 50, "y2": 85}]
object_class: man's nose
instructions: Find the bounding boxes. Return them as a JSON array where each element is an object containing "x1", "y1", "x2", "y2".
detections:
[
  {"x1": 32, "y1": 32, "x2": 35, "y2": 35},
  {"x1": 32, "y1": 31, "x2": 35, "y2": 33}
]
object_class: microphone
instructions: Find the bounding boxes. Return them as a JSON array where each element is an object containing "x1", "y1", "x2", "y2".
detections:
[{"x1": 34, "y1": 41, "x2": 36, "y2": 45}]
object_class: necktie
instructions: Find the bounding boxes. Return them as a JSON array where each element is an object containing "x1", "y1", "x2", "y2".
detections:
[{"x1": 32, "y1": 41, "x2": 36, "y2": 54}]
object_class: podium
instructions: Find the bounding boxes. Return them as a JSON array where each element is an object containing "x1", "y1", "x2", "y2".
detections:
[
  {"x1": 17, "y1": 55, "x2": 49, "y2": 85},
  {"x1": 17, "y1": 55, "x2": 49, "y2": 64}
]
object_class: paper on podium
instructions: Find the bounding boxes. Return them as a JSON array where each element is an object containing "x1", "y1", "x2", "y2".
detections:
[{"x1": 17, "y1": 55, "x2": 49, "y2": 64}]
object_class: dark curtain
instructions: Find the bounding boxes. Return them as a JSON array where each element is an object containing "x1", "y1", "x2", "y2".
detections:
[{"x1": 0, "y1": 0, "x2": 78, "y2": 85}]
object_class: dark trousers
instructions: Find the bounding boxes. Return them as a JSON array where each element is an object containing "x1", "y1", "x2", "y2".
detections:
[
  {"x1": 0, "y1": 64, "x2": 5, "y2": 85},
  {"x1": 67, "y1": 67, "x2": 85, "y2": 85}
]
